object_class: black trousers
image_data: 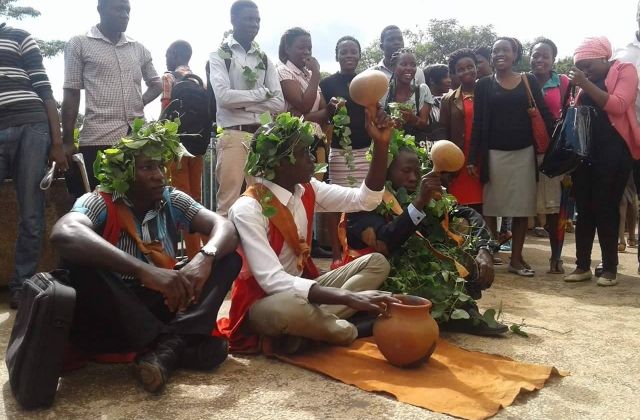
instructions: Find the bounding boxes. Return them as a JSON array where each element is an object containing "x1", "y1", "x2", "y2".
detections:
[
  {"x1": 573, "y1": 139, "x2": 632, "y2": 272},
  {"x1": 66, "y1": 252, "x2": 241, "y2": 353}
]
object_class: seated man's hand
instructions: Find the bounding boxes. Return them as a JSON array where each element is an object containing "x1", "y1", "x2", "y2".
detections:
[
  {"x1": 137, "y1": 266, "x2": 194, "y2": 312},
  {"x1": 412, "y1": 172, "x2": 443, "y2": 209},
  {"x1": 179, "y1": 253, "x2": 213, "y2": 303},
  {"x1": 475, "y1": 249, "x2": 494, "y2": 289},
  {"x1": 344, "y1": 290, "x2": 400, "y2": 313}
]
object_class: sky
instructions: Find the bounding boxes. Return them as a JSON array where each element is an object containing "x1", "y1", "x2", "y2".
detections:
[{"x1": 8, "y1": 0, "x2": 640, "y2": 118}]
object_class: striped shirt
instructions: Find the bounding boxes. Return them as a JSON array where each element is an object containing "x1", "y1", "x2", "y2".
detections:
[
  {"x1": 70, "y1": 187, "x2": 202, "y2": 281},
  {"x1": 64, "y1": 26, "x2": 160, "y2": 147},
  {"x1": 0, "y1": 23, "x2": 52, "y2": 130}
]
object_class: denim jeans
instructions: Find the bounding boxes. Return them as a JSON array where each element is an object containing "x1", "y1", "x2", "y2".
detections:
[{"x1": 0, "y1": 122, "x2": 51, "y2": 291}]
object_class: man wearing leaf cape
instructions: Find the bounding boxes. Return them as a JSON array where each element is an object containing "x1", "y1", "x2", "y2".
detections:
[
  {"x1": 216, "y1": 112, "x2": 399, "y2": 354},
  {"x1": 343, "y1": 131, "x2": 507, "y2": 336},
  {"x1": 51, "y1": 119, "x2": 241, "y2": 393}
]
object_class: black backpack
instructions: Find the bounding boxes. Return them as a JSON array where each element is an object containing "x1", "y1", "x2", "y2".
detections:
[
  {"x1": 204, "y1": 43, "x2": 269, "y2": 129},
  {"x1": 162, "y1": 72, "x2": 212, "y2": 156}
]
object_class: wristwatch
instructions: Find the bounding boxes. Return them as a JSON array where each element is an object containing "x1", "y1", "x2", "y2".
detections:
[{"x1": 199, "y1": 244, "x2": 218, "y2": 259}]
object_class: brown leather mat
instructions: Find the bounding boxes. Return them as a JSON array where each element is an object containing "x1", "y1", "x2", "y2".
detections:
[{"x1": 275, "y1": 338, "x2": 567, "y2": 420}]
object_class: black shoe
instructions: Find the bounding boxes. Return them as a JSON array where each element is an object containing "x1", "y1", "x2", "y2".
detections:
[
  {"x1": 9, "y1": 289, "x2": 20, "y2": 310},
  {"x1": 595, "y1": 263, "x2": 604, "y2": 278},
  {"x1": 134, "y1": 334, "x2": 185, "y2": 393},
  {"x1": 179, "y1": 336, "x2": 228, "y2": 371},
  {"x1": 347, "y1": 312, "x2": 379, "y2": 338},
  {"x1": 311, "y1": 246, "x2": 333, "y2": 259}
]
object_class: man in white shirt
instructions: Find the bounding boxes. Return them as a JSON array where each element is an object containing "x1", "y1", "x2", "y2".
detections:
[
  {"x1": 218, "y1": 111, "x2": 398, "y2": 353},
  {"x1": 370, "y1": 25, "x2": 426, "y2": 86},
  {"x1": 208, "y1": 0, "x2": 285, "y2": 216}
]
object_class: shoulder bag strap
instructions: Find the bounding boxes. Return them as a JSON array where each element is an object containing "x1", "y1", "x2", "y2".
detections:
[{"x1": 521, "y1": 73, "x2": 537, "y2": 109}]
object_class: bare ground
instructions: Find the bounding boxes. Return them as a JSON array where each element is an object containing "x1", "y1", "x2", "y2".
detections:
[{"x1": 0, "y1": 232, "x2": 639, "y2": 420}]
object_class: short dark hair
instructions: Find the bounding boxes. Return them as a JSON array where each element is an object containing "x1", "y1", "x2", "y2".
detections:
[
  {"x1": 335, "y1": 35, "x2": 361, "y2": 60},
  {"x1": 423, "y1": 64, "x2": 449, "y2": 87},
  {"x1": 493, "y1": 37, "x2": 523, "y2": 64},
  {"x1": 389, "y1": 47, "x2": 415, "y2": 69},
  {"x1": 278, "y1": 27, "x2": 310, "y2": 64},
  {"x1": 473, "y1": 46, "x2": 491, "y2": 61},
  {"x1": 448, "y1": 48, "x2": 477, "y2": 75},
  {"x1": 230, "y1": 0, "x2": 257, "y2": 20},
  {"x1": 529, "y1": 37, "x2": 558, "y2": 59},
  {"x1": 380, "y1": 25, "x2": 401, "y2": 43},
  {"x1": 167, "y1": 40, "x2": 192, "y2": 62}
]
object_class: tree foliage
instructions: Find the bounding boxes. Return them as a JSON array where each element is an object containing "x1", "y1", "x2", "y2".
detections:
[
  {"x1": 358, "y1": 19, "x2": 496, "y2": 72},
  {"x1": 1, "y1": 0, "x2": 65, "y2": 57}
]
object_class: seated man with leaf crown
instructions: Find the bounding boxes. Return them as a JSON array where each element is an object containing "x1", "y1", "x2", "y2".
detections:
[
  {"x1": 217, "y1": 111, "x2": 399, "y2": 354},
  {"x1": 51, "y1": 119, "x2": 242, "y2": 394},
  {"x1": 343, "y1": 131, "x2": 508, "y2": 336}
]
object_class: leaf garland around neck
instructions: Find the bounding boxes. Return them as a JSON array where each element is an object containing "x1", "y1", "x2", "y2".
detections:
[
  {"x1": 331, "y1": 97, "x2": 356, "y2": 186},
  {"x1": 367, "y1": 128, "x2": 430, "y2": 171},
  {"x1": 218, "y1": 38, "x2": 268, "y2": 90},
  {"x1": 94, "y1": 118, "x2": 187, "y2": 194}
]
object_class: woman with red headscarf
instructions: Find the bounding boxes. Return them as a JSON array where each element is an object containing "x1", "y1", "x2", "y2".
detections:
[{"x1": 564, "y1": 36, "x2": 640, "y2": 286}]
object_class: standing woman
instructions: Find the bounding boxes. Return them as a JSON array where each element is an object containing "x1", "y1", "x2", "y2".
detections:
[
  {"x1": 277, "y1": 27, "x2": 337, "y2": 259},
  {"x1": 320, "y1": 36, "x2": 371, "y2": 188},
  {"x1": 474, "y1": 46, "x2": 493, "y2": 79},
  {"x1": 529, "y1": 37, "x2": 570, "y2": 274},
  {"x1": 440, "y1": 48, "x2": 483, "y2": 212},
  {"x1": 468, "y1": 37, "x2": 553, "y2": 277},
  {"x1": 382, "y1": 48, "x2": 434, "y2": 145},
  {"x1": 320, "y1": 36, "x2": 371, "y2": 266},
  {"x1": 564, "y1": 37, "x2": 640, "y2": 286},
  {"x1": 277, "y1": 27, "x2": 335, "y2": 130}
]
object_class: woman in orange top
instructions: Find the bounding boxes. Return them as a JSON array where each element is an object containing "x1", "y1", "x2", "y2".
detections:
[{"x1": 440, "y1": 49, "x2": 483, "y2": 212}]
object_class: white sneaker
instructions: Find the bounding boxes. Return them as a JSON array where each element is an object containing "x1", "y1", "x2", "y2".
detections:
[
  {"x1": 596, "y1": 277, "x2": 618, "y2": 287},
  {"x1": 564, "y1": 271, "x2": 592, "y2": 282}
]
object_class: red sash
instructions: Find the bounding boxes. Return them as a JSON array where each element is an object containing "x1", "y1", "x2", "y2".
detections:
[{"x1": 215, "y1": 183, "x2": 319, "y2": 353}]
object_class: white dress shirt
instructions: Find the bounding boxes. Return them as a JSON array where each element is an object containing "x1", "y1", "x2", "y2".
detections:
[
  {"x1": 229, "y1": 178, "x2": 384, "y2": 298},
  {"x1": 208, "y1": 36, "x2": 285, "y2": 128}
]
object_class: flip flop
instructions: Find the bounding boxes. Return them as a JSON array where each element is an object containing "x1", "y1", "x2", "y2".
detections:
[{"x1": 508, "y1": 265, "x2": 535, "y2": 277}]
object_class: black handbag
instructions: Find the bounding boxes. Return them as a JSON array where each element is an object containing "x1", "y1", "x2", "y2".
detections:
[
  {"x1": 540, "y1": 86, "x2": 595, "y2": 178},
  {"x1": 6, "y1": 271, "x2": 76, "y2": 409}
]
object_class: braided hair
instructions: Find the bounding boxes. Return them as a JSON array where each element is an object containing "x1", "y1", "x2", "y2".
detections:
[
  {"x1": 278, "y1": 27, "x2": 310, "y2": 63},
  {"x1": 493, "y1": 37, "x2": 523, "y2": 64},
  {"x1": 448, "y1": 48, "x2": 477, "y2": 75},
  {"x1": 334, "y1": 35, "x2": 361, "y2": 60},
  {"x1": 385, "y1": 48, "x2": 417, "y2": 111}
]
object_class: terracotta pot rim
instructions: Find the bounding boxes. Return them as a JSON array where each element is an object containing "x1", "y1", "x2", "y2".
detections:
[{"x1": 390, "y1": 294, "x2": 433, "y2": 310}]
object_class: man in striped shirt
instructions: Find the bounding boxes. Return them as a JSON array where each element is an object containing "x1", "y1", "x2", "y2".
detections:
[
  {"x1": 51, "y1": 129, "x2": 241, "y2": 393},
  {"x1": 61, "y1": 0, "x2": 162, "y2": 196},
  {"x1": 0, "y1": 23, "x2": 69, "y2": 309}
]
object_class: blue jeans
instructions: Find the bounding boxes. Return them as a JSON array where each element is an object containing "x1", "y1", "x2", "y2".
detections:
[{"x1": 0, "y1": 122, "x2": 51, "y2": 291}]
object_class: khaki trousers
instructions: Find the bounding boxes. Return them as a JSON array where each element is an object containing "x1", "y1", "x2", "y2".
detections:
[
  {"x1": 247, "y1": 253, "x2": 390, "y2": 346},
  {"x1": 215, "y1": 129, "x2": 252, "y2": 217}
]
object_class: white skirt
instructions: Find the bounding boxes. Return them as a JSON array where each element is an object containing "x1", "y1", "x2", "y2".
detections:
[
  {"x1": 483, "y1": 146, "x2": 537, "y2": 217},
  {"x1": 536, "y1": 154, "x2": 561, "y2": 214}
]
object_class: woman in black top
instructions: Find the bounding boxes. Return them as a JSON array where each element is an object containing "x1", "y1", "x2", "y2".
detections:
[
  {"x1": 319, "y1": 36, "x2": 370, "y2": 267},
  {"x1": 468, "y1": 37, "x2": 553, "y2": 277}
]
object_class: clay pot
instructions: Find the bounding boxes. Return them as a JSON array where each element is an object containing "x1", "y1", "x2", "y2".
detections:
[
  {"x1": 349, "y1": 69, "x2": 389, "y2": 115},
  {"x1": 373, "y1": 295, "x2": 439, "y2": 368}
]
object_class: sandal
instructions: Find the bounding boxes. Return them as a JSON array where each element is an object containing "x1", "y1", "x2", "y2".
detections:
[
  {"x1": 498, "y1": 230, "x2": 512, "y2": 245},
  {"x1": 628, "y1": 239, "x2": 637, "y2": 248},
  {"x1": 508, "y1": 265, "x2": 535, "y2": 277},
  {"x1": 534, "y1": 227, "x2": 549, "y2": 237},
  {"x1": 547, "y1": 259, "x2": 564, "y2": 274},
  {"x1": 618, "y1": 243, "x2": 626, "y2": 252}
]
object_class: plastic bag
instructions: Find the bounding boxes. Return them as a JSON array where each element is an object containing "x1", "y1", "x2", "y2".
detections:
[{"x1": 539, "y1": 105, "x2": 595, "y2": 178}]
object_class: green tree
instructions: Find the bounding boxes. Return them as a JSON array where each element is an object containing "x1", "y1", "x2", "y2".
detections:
[
  {"x1": 0, "y1": 0, "x2": 65, "y2": 57},
  {"x1": 357, "y1": 19, "x2": 495, "y2": 72}
]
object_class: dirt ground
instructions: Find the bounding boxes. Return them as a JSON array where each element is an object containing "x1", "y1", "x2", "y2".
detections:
[{"x1": 0, "y1": 232, "x2": 639, "y2": 420}]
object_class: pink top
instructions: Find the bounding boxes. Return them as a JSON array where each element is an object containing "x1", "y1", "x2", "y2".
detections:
[{"x1": 602, "y1": 61, "x2": 640, "y2": 159}]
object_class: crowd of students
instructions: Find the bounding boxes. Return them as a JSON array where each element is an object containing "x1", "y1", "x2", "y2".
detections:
[{"x1": 3, "y1": 0, "x2": 640, "y2": 395}]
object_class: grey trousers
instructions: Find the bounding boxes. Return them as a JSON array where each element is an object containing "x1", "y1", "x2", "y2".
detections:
[{"x1": 247, "y1": 253, "x2": 390, "y2": 346}]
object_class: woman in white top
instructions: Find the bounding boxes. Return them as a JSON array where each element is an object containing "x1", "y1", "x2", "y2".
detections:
[{"x1": 382, "y1": 48, "x2": 434, "y2": 145}]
